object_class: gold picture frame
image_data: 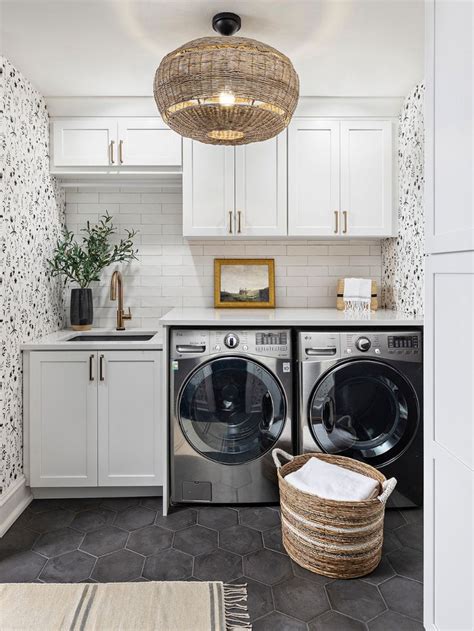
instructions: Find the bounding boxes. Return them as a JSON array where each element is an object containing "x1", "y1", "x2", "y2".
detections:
[{"x1": 214, "y1": 259, "x2": 276, "y2": 308}]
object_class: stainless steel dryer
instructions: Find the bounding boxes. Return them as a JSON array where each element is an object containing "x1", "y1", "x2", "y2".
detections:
[
  {"x1": 170, "y1": 328, "x2": 293, "y2": 504},
  {"x1": 298, "y1": 330, "x2": 423, "y2": 507}
]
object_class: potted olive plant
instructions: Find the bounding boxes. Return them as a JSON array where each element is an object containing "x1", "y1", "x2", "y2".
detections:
[{"x1": 49, "y1": 213, "x2": 138, "y2": 330}]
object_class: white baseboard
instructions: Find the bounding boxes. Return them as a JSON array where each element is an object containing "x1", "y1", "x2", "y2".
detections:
[
  {"x1": 0, "y1": 476, "x2": 33, "y2": 537},
  {"x1": 31, "y1": 486, "x2": 163, "y2": 499}
]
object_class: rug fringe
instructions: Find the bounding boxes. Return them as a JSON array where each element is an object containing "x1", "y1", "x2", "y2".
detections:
[{"x1": 223, "y1": 584, "x2": 252, "y2": 630}]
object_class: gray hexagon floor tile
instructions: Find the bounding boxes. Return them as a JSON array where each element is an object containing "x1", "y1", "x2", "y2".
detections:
[
  {"x1": 230, "y1": 577, "x2": 273, "y2": 622},
  {"x1": 400, "y1": 508, "x2": 423, "y2": 525},
  {"x1": 173, "y1": 525, "x2": 217, "y2": 556},
  {"x1": 80, "y1": 526, "x2": 129, "y2": 557},
  {"x1": 0, "y1": 550, "x2": 47, "y2": 582},
  {"x1": 290, "y1": 560, "x2": 334, "y2": 586},
  {"x1": 193, "y1": 549, "x2": 242, "y2": 582},
  {"x1": 326, "y1": 579, "x2": 386, "y2": 622},
  {"x1": 127, "y1": 525, "x2": 173, "y2": 556},
  {"x1": 387, "y1": 547, "x2": 423, "y2": 582},
  {"x1": 114, "y1": 506, "x2": 155, "y2": 531},
  {"x1": 384, "y1": 509, "x2": 407, "y2": 531},
  {"x1": 70, "y1": 508, "x2": 115, "y2": 532},
  {"x1": 220, "y1": 524, "x2": 262, "y2": 556},
  {"x1": 57, "y1": 498, "x2": 103, "y2": 512},
  {"x1": 40, "y1": 550, "x2": 95, "y2": 583},
  {"x1": 368, "y1": 610, "x2": 424, "y2": 631},
  {"x1": 379, "y1": 576, "x2": 423, "y2": 621},
  {"x1": 143, "y1": 548, "x2": 193, "y2": 581},
  {"x1": 139, "y1": 497, "x2": 162, "y2": 511},
  {"x1": 155, "y1": 508, "x2": 197, "y2": 531},
  {"x1": 27, "y1": 509, "x2": 75, "y2": 533},
  {"x1": 33, "y1": 527, "x2": 83, "y2": 557},
  {"x1": 244, "y1": 549, "x2": 292, "y2": 585},
  {"x1": 262, "y1": 526, "x2": 285, "y2": 553},
  {"x1": 382, "y1": 530, "x2": 402, "y2": 555},
  {"x1": 28, "y1": 500, "x2": 64, "y2": 514},
  {"x1": 240, "y1": 507, "x2": 280, "y2": 531},
  {"x1": 309, "y1": 610, "x2": 367, "y2": 630},
  {"x1": 0, "y1": 527, "x2": 39, "y2": 560},
  {"x1": 197, "y1": 507, "x2": 238, "y2": 530},
  {"x1": 394, "y1": 523, "x2": 423, "y2": 552},
  {"x1": 362, "y1": 556, "x2": 396, "y2": 585},
  {"x1": 100, "y1": 498, "x2": 140, "y2": 512},
  {"x1": 253, "y1": 611, "x2": 307, "y2": 630},
  {"x1": 91, "y1": 549, "x2": 144, "y2": 582},
  {"x1": 273, "y1": 576, "x2": 330, "y2": 622}
]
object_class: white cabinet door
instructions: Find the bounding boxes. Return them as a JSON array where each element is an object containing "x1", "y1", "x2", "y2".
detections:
[
  {"x1": 117, "y1": 118, "x2": 182, "y2": 167},
  {"x1": 235, "y1": 132, "x2": 287, "y2": 236},
  {"x1": 288, "y1": 119, "x2": 340, "y2": 236},
  {"x1": 29, "y1": 352, "x2": 98, "y2": 487},
  {"x1": 183, "y1": 140, "x2": 234, "y2": 237},
  {"x1": 340, "y1": 120, "x2": 394, "y2": 236},
  {"x1": 425, "y1": 0, "x2": 473, "y2": 253},
  {"x1": 98, "y1": 351, "x2": 162, "y2": 486},
  {"x1": 52, "y1": 118, "x2": 116, "y2": 167}
]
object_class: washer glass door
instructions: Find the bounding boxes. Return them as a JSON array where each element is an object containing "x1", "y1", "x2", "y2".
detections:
[
  {"x1": 309, "y1": 359, "x2": 419, "y2": 467},
  {"x1": 179, "y1": 357, "x2": 286, "y2": 464}
]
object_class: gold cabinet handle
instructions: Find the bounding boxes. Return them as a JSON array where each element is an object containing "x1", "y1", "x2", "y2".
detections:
[
  {"x1": 89, "y1": 354, "x2": 94, "y2": 381},
  {"x1": 334, "y1": 211, "x2": 339, "y2": 234},
  {"x1": 99, "y1": 354, "x2": 105, "y2": 382},
  {"x1": 343, "y1": 211, "x2": 348, "y2": 234},
  {"x1": 109, "y1": 140, "x2": 115, "y2": 164},
  {"x1": 237, "y1": 211, "x2": 242, "y2": 234},
  {"x1": 119, "y1": 140, "x2": 124, "y2": 164},
  {"x1": 228, "y1": 211, "x2": 233, "y2": 234}
]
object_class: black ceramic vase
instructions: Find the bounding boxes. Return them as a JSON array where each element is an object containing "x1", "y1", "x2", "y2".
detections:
[{"x1": 70, "y1": 288, "x2": 93, "y2": 331}]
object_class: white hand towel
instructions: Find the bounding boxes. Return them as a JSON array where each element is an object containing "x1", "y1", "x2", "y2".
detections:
[
  {"x1": 343, "y1": 278, "x2": 372, "y2": 301},
  {"x1": 285, "y1": 456, "x2": 379, "y2": 501}
]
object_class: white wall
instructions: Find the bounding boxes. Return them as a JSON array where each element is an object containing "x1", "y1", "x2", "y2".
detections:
[{"x1": 64, "y1": 187, "x2": 383, "y2": 329}]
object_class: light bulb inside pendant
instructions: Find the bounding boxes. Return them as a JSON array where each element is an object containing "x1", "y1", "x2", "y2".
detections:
[{"x1": 218, "y1": 90, "x2": 236, "y2": 107}]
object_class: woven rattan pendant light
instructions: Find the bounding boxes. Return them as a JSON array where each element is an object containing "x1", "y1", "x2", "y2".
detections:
[{"x1": 154, "y1": 12, "x2": 299, "y2": 145}]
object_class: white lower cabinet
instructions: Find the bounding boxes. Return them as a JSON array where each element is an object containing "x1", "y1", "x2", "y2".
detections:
[{"x1": 28, "y1": 350, "x2": 162, "y2": 488}]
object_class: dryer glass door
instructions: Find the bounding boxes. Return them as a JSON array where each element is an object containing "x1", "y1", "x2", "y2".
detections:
[
  {"x1": 178, "y1": 357, "x2": 286, "y2": 464},
  {"x1": 309, "y1": 359, "x2": 419, "y2": 467}
]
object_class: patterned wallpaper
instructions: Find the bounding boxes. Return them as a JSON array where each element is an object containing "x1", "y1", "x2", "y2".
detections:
[
  {"x1": 382, "y1": 83, "x2": 425, "y2": 316},
  {"x1": 0, "y1": 57, "x2": 65, "y2": 496}
]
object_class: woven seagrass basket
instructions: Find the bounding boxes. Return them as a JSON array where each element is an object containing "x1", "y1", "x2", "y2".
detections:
[{"x1": 272, "y1": 449, "x2": 397, "y2": 579}]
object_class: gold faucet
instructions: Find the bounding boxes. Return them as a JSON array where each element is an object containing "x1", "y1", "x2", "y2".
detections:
[{"x1": 110, "y1": 271, "x2": 132, "y2": 331}]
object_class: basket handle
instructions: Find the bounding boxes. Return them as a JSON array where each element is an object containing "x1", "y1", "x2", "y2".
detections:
[
  {"x1": 378, "y1": 477, "x2": 397, "y2": 504},
  {"x1": 272, "y1": 448, "x2": 294, "y2": 469}
]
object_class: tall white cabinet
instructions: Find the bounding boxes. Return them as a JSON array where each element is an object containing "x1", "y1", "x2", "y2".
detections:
[
  {"x1": 424, "y1": 3, "x2": 474, "y2": 630},
  {"x1": 183, "y1": 133, "x2": 287, "y2": 237},
  {"x1": 27, "y1": 350, "x2": 162, "y2": 489},
  {"x1": 288, "y1": 118, "x2": 394, "y2": 237}
]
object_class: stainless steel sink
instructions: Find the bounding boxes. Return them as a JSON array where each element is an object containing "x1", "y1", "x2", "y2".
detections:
[{"x1": 69, "y1": 334, "x2": 155, "y2": 342}]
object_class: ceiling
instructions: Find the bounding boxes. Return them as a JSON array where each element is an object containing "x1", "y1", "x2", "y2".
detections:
[{"x1": 1, "y1": 0, "x2": 424, "y2": 98}]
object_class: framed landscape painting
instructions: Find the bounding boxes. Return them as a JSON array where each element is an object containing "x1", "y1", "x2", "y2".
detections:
[{"x1": 214, "y1": 259, "x2": 275, "y2": 308}]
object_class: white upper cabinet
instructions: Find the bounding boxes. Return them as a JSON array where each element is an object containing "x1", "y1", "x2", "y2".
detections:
[
  {"x1": 53, "y1": 118, "x2": 116, "y2": 167},
  {"x1": 288, "y1": 119, "x2": 340, "y2": 236},
  {"x1": 117, "y1": 118, "x2": 182, "y2": 167},
  {"x1": 51, "y1": 117, "x2": 182, "y2": 170},
  {"x1": 288, "y1": 118, "x2": 395, "y2": 238},
  {"x1": 183, "y1": 132, "x2": 288, "y2": 238},
  {"x1": 183, "y1": 141, "x2": 235, "y2": 237},
  {"x1": 235, "y1": 134, "x2": 287, "y2": 236},
  {"x1": 340, "y1": 121, "x2": 394, "y2": 236}
]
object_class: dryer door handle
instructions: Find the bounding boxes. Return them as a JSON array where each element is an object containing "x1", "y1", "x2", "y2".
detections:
[
  {"x1": 261, "y1": 392, "x2": 274, "y2": 431},
  {"x1": 322, "y1": 397, "x2": 335, "y2": 434},
  {"x1": 306, "y1": 347, "x2": 337, "y2": 356}
]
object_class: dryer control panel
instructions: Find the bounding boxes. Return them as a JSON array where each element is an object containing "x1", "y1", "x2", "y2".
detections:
[{"x1": 172, "y1": 329, "x2": 291, "y2": 359}]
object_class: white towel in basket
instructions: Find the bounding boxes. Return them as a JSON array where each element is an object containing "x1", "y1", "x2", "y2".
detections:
[{"x1": 285, "y1": 457, "x2": 379, "y2": 501}]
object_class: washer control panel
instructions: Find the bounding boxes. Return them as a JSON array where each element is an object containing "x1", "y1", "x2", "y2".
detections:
[
  {"x1": 299, "y1": 331, "x2": 421, "y2": 363},
  {"x1": 172, "y1": 329, "x2": 291, "y2": 359}
]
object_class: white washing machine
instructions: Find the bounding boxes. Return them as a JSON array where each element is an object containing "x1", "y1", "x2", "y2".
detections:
[{"x1": 170, "y1": 328, "x2": 293, "y2": 504}]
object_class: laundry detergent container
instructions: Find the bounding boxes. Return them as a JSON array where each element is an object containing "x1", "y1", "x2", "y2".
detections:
[{"x1": 272, "y1": 450, "x2": 397, "y2": 579}]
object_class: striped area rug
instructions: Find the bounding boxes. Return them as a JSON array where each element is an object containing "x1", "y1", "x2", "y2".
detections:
[{"x1": 0, "y1": 581, "x2": 250, "y2": 630}]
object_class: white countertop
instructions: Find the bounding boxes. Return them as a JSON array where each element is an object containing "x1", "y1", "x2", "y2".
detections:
[
  {"x1": 160, "y1": 307, "x2": 423, "y2": 327},
  {"x1": 21, "y1": 328, "x2": 163, "y2": 351}
]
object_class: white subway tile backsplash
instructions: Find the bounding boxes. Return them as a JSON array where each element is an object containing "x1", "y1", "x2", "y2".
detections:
[{"x1": 65, "y1": 188, "x2": 383, "y2": 329}]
